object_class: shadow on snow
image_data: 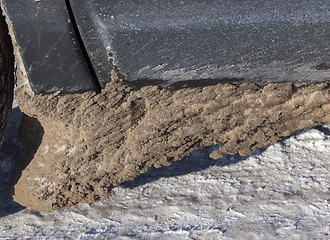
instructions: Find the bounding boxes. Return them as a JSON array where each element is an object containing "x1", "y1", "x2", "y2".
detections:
[
  {"x1": 0, "y1": 107, "x2": 26, "y2": 218},
  {"x1": 0, "y1": 105, "x2": 327, "y2": 218},
  {"x1": 121, "y1": 127, "x2": 317, "y2": 189}
]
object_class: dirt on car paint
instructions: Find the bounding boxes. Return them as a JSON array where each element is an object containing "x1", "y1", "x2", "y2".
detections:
[
  {"x1": 5, "y1": 5, "x2": 330, "y2": 211},
  {"x1": 12, "y1": 61, "x2": 330, "y2": 211}
]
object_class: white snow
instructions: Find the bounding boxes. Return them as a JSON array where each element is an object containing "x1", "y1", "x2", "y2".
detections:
[{"x1": 0, "y1": 103, "x2": 330, "y2": 239}]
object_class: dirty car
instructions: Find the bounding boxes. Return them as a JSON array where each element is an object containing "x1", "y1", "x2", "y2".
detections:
[{"x1": 0, "y1": 0, "x2": 330, "y2": 211}]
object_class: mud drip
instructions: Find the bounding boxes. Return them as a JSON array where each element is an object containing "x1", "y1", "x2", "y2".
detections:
[{"x1": 11, "y1": 64, "x2": 330, "y2": 211}]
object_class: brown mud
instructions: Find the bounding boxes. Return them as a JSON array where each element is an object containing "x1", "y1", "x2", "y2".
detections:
[
  {"x1": 13, "y1": 64, "x2": 330, "y2": 211},
  {"x1": 5, "y1": 4, "x2": 330, "y2": 211}
]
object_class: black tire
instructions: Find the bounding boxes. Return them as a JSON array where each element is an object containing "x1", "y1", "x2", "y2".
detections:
[{"x1": 0, "y1": 10, "x2": 14, "y2": 147}]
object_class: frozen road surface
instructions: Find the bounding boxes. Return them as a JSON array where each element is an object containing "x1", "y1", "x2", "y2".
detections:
[{"x1": 0, "y1": 101, "x2": 330, "y2": 239}]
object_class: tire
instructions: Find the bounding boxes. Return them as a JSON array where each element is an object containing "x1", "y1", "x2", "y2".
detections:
[{"x1": 0, "y1": 10, "x2": 14, "y2": 147}]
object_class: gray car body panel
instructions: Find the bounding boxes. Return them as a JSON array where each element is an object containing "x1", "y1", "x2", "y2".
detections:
[
  {"x1": 1, "y1": 0, "x2": 97, "y2": 94},
  {"x1": 1, "y1": 0, "x2": 330, "y2": 94},
  {"x1": 70, "y1": 0, "x2": 330, "y2": 88}
]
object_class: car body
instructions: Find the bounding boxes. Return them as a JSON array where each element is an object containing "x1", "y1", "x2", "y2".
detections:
[
  {"x1": 2, "y1": 0, "x2": 330, "y2": 211},
  {"x1": 1, "y1": 0, "x2": 330, "y2": 94}
]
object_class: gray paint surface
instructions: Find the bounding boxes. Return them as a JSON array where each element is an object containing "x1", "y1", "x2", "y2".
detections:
[
  {"x1": 1, "y1": 0, "x2": 96, "y2": 94},
  {"x1": 70, "y1": 0, "x2": 330, "y2": 87},
  {"x1": 2, "y1": 0, "x2": 330, "y2": 94}
]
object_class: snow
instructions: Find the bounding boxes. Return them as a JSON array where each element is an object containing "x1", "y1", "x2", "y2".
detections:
[{"x1": 0, "y1": 102, "x2": 330, "y2": 239}]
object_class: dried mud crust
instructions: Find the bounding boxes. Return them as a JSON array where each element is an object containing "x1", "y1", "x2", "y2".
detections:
[{"x1": 13, "y1": 68, "x2": 330, "y2": 211}]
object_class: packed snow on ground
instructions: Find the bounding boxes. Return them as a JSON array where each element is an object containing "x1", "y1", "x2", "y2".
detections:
[{"x1": 0, "y1": 101, "x2": 330, "y2": 239}]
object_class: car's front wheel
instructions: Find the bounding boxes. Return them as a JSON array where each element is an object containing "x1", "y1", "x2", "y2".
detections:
[{"x1": 0, "y1": 8, "x2": 14, "y2": 147}]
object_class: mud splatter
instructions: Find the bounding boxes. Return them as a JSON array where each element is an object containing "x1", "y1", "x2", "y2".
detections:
[
  {"x1": 6, "y1": 4, "x2": 330, "y2": 211},
  {"x1": 13, "y1": 64, "x2": 330, "y2": 211}
]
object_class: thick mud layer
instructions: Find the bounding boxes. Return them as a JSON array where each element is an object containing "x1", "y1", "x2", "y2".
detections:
[
  {"x1": 13, "y1": 65, "x2": 330, "y2": 211},
  {"x1": 5, "y1": 4, "x2": 330, "y2": 211}
]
